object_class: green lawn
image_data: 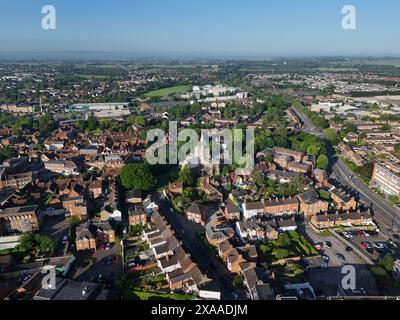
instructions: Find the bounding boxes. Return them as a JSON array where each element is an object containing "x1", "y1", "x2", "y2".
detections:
[
  {"x1": 144, "y1": 85, "x2": 191, "y2": 97},
  {"x1": 123, "y1": 289, "x2": 195, "y2": 300}
]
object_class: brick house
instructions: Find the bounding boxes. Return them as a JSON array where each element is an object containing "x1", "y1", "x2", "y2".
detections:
[
  {"x1": 330, "y1": 189, "x2": 357, "y2": 211},
  {"x1": 128, "y1": 205, "x2": 147, "y2": 226},
  {"x1": 75, "y1": 221, "x2": 115, "y2": 251},
  {"x1": 186, "y1": 203, "x2": 209, "y2": 226},
  {"x1": 75, "y1": 221, "x2": 97, "y2": 251},
  {"x1": 224, "y1": 198, "x2": 241, "y2": 220},
  {"x1": 297, "y1": 189, "x2": 329, "y2": 218},
  {"x1": 310, "y1": 209, "x2": 373, "y2": 230},
  {"x1": 85, "y1": 179, "x2": 103, "y2": 199},
  {"x1": 199, "y1": 177, "x2": 223, "y2": 202},
  {"x1": 63, "y1": 196, "x2": 87, "y2": 220},
  {"x1": 264, "y1": 196, "x2": 299, "y2": 217}
]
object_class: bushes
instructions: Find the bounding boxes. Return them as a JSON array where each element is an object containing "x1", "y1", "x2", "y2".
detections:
[
  {"x1": 232, "y1": 275, "x2": 244, "y2": 289},
  {"x1": 273, "y1": 248, "x2": 290, "y2": 260}
]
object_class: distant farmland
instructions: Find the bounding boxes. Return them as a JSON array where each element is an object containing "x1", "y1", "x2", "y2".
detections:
[{"x1": 144, "y1": 85, "x2": 191, "y2": 97}]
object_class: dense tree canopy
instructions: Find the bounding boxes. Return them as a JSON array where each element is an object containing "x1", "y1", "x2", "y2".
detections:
[
  {"x1": 120, "y1": 163, "x2": 157, "y2": 191},
  {"x1": 317, "y1": 154, "x2": 329, "y2": 170}
]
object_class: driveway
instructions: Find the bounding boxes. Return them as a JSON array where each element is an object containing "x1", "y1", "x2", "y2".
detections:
[
  {"x1": 69, "y1": 243, "x2": 123, "y2": 284},
  {"x1": 39, "y1": 215, "x2": 71, "y2": 256}
]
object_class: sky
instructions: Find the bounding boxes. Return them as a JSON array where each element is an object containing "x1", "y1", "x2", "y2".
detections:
[{"x1": 0, "y1": 0, "x2": 399, "y2": 59}]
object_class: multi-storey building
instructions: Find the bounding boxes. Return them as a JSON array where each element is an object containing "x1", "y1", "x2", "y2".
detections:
[
  {"x1": 0, "y1": 205, "x2": 40, "y2": 234},
  {"x1": 371, "y1": 164, "x2": 400, "y2": 197}
]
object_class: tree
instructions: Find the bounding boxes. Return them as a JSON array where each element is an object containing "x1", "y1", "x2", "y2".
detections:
[
  {"x1": 37, "y1": 113, "x2": 56, "y2": 135},
  {"x1": 232, "y1": 275, "x2": 244, "y2": 289},
  {"x1": 324, "y1": 128, "x2": 336, "y2": 140},
  {"x1": 273, "y1": 248, "x2": 290, "y2": 260},
  {"x1": 359, "y1": 162, "x2": 374, "y2": 182},
  {"x1": 317, "y1": 155, "x2": 329, "y2": 170},
  {"x1": 306, "y1": 145, "x2": 320, "y2": 156},
  {"x1": 18, "y1": 233, "x2": 35, "y2": 252},
  {"x1": 34, "y1": 234, "x2": 55, "y2": 253},
  {"x1": 87, "y1": 116, "x2": 99, "y2": 131},
  {"x1": 0, "y1": 146, "x2": 18, "y2": 159},
  {"x1": 67, "y1": 216, "x2": 80, "y2": 227},
  {"x1": 389, "y1": 195, "x2": 399, "y2": 205},
  {"x1": 178, "y1": 165, "x2": 194, "y2": 186},
  {"x1": 378, "y1": 254, "x2": 394, "y2": 272},
  {"x1": 120, "y1": 163, "x2": 157, "y2": 191},
  {"x1": 394, "y1": 143, "x2": 400, "y2": 154},
  {"x1": 128, "y1": 115, "x2": 146, "y2": 127}
]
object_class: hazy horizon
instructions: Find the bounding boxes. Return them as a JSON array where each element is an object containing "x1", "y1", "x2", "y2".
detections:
[{"x1": 1, "y1": 0, "x2": 400, "y2": 58}]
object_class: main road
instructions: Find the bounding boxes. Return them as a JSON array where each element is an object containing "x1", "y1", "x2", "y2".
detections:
[{"x1": 291, "y1": 106, "x2": 400, "y2": 239}]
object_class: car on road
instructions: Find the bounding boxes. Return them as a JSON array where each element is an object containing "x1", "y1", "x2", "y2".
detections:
[
  {"x1": 62, "y1": 236, "x2": 68, "y2": 244},
  {"x1": 323, "y1": 241, "x2": 332, "y2": 248},
  {"x1": 345, "y1": 246, "x2": 353, "y2": 252},
  {"x1": 106, "y1": 256, "x2": 113, "y2": 265},
  {"x1": 336, "y1": 254, "x2": 346, "y2": 263},
  {"x1": 106, "y1": 243, "x2": 111, "y2": 251},
  {"x1": 342, "y1": 231, "x2": 353, "y2": 239}
]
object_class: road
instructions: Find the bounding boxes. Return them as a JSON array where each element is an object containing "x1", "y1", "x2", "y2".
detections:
[
  {"x1": 291, "y1": 106, "x2": 400, "y2": 240},
  {"x1": 153, "y1": 193, "x2": 239, "y2": 300}
]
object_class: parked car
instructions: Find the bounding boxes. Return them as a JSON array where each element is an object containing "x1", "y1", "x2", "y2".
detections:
[
  {"x1": 321, "y1": 255, "x2": 330, "y2": 263},
  {"x1": 99, "y1": 244, "x2": 105, "y2": 252},
  {"x1": 373, "y1": 242, "x2": 386, "y2": 250},
  {"x1": 336, "y1": 254, "x2": 346, "y2": 263},
  {"x1": 314, "y1": 244, "x2": 322, "y2": 251},
  {"x1": 106, "y1": 243, "x2": 111, "y2": 251},
  {"x1": 343, "y1": 231, "x2": 353, "y2": 239},
  {"x1": 323, "y1": 241, "x2": 332, "y2": 248},
  {"x1": 362, "y1": 231, "x2": 370, "y2": 237},
  {"x1": 62, "y1": 236, "x2": 68, "y2": 244},
  {"x1": 106, "y1": 256, "x2": 113, "y2": 265},
  {"x1": 345, "y1": 246, "x2": 353, "y2": 252}
]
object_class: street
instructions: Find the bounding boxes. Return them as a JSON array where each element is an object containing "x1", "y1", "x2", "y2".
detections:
[{"x1": 153, "y1": 193, "x2": 240, "y2": 300}]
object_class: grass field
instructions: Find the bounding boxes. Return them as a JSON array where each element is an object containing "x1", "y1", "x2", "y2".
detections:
[
  {"x1": 123, "y1": 289, "x2": 195, "y2": 300},
  {"x1": 144, "y1": 85, "x2": 191, "y2": 97}
]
